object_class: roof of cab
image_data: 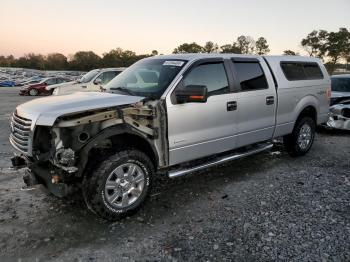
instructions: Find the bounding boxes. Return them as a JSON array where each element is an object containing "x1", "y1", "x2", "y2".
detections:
[
  {"x1": 150, "y1": 53, "x2": 260, "y2": 61},
  {"x1": 149, "y1": 53, "x2": 322, "y2": 62}
]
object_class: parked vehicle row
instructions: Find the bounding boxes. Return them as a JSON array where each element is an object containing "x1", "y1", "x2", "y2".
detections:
[
  {"x1": 10, "y1": 54, "x2": 330, "y2": 220},
  {"x1": 0, "y1": 68, "x2": 84, "y2": 88}
]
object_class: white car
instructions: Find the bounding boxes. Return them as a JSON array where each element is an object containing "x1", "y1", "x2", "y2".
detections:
[{"x1": 48, "y1": 68, "x2": 124, "y2": 95}]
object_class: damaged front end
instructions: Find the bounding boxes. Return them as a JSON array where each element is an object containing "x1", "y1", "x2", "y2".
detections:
[
  {"x1": 10, "y1": 99, "x2": 168, "y2": 197},
  {"x1": 327, "y1": 97, "x2": 350, "y2": 130}
]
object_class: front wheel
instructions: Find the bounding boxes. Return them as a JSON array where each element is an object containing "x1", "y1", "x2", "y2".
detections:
[
  {"x1": 82, "y1": 149, "x2": 153, "y2": 221},
  {"x1": 283, "y1": 116, "x2": 316, "y2": 157},
  {"x1": 29, "y1": 89, "x2": 38, "y2": 96}
]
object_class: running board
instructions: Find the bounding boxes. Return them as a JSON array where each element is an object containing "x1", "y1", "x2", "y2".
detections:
[{"x1": 168, "y1": 143, "x2": 273, "y2": 179}]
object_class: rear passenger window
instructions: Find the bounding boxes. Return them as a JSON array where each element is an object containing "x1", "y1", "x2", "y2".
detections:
[
  {"x1": 281, "y1": 63, "x2": 305, "y2": 80},
  {"x1": 234, "y1": 62, "x2": 268, "y2": 91},
  {"x1": 303, "y1": 63, "x2": 323, "y2": 79},
  {"x1": 281, "y1": 62, "x2": 323, "y2": 81},
  {"x1": 184, "y1": 62, "x2": 229, "y2": 96}
]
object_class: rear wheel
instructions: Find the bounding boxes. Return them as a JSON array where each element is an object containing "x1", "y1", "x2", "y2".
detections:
[
  {"x1": 283, "y1": 116, "x2": 316, "y2": 157},
  {"x1": 82, "y1": 149, "x2": 153, "y2": 220},
  {"x1": 29, "y1": 89, "x2": 38, "y2": 96}
]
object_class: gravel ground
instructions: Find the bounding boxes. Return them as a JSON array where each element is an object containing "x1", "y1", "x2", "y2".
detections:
[{"x1": 0, "y1": 88, "x2": 349, "y2": 261}]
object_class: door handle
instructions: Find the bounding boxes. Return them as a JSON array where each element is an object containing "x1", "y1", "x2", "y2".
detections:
[
  {"x1": 82, "y1": 85, "x2": 87, "y2": 88},
  {"x1": 227, "y1": 101, "x2": 237, "y2": 111},
  {"x1": 266, "y1": 96, "x2": 274, "y2": 105}
]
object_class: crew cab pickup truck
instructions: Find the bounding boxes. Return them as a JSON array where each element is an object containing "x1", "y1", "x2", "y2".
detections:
[{"x1": 10, "y1": 54, "x2": 330, "y2": 220}]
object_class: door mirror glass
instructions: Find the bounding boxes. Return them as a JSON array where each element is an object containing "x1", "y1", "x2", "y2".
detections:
[
  {"x1": 94, "y1": 78, "x2": 102, "y2": 85},
  {"x1": 175, "y1": 85, "x2": 208, "y2": 103}
]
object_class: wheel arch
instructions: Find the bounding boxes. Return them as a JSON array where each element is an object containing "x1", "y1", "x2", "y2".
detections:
[
  {"x1": 77, "y1": 124, "x2": 159, "y2": 177},
  {"x1": 294, "y1": 95, "x2": 318, "y2": 126}
]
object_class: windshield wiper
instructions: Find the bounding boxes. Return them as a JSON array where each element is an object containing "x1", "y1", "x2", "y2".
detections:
[{"x1": 110, "y1": 87, "x2": 135, "y2": 96}]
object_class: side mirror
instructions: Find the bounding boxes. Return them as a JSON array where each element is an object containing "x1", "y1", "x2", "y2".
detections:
[
  {"x1": 175, "y1": 85, "x2": 208, "y2": 103},
  {"x1": 94, "y1": 78, "x2": 102, "y2": 85}
]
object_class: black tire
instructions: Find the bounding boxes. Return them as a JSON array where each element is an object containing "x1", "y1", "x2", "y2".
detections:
[
  {"x1": 29, "y1": 89, "x2": 38, "y2": 96},
  {"x1": 283, "y1": 116, "x2": 316, "y2": 157},
  {"x1": 82, "y1": 149, "x2": 153, "y2": 221}
]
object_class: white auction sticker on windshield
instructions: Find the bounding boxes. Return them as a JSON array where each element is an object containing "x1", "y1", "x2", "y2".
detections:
[{"x1": 163, "y1": 61, "x2": 184, "y2": 67}]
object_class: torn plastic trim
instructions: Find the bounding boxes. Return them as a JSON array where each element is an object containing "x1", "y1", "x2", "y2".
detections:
[{"x1": 327, "y1": 104, "x2": 350, "y2": 130}]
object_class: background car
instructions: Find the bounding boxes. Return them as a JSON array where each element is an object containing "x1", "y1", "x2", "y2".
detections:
[
  {"x1": 330, "y1": 74, "x2": 350, "y2": 105},
  {"x1": 19, "y1": 77, "x2": 70, "y2": 96},
  {"x1": 327, "y1": 74, "x2": 350, "y2": 130},
  {"x1": 0, "y1": 80, "x2": 16, "y2": 87},
  {"x1": 49, "y1": 68, "x2": 124, "y2": 95}
]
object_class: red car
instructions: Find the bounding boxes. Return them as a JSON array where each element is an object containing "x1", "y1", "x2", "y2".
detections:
[{"x1": 19, "y1": 77, "x2": 70, "y2": 96}]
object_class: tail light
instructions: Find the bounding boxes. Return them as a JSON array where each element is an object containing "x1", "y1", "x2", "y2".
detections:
[
  {"x1": 326, "y1": 87, "x2": 332, "y2": 100},
  {"x1": 326, "y1": 87, "x2": 331, "y2": 104}
]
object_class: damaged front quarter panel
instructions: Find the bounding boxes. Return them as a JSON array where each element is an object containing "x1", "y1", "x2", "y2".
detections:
[{"x1": 48, "y1": 99, "x2": 168, "y2": 177}]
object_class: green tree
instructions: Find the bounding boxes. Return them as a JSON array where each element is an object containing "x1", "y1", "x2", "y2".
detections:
[
  {"x1": 236, "y1": 35, "x2": 255, "y2": 54},
  {"x1": 101, "y1": 48, "x2": 147, "y2": 67},
  {"x1": 15, "y1": 53, "x2": 46, "y2": 70},
  {"x1": 173, "y1": 42, "x2": 203, "y2": 53},
  {"x1": 70, "y1": 51, "x2": 101, "y2": 71},
  {"x1": 283, "y1": 50, "x2": 298, "y2": 56},
  {"x1": 301, "y1": 30, "x2": 328, "y2": 59},
  {"x1": 45, "y1": 53, "x2": 68, "y2": 70},
  {"x1": 255, "y1": 37, "x2": 270, "y2": 55},
  {"x1": 220, "y1": 44, "x2": 241, "y2": 53},
  {"x1": 151, "y1": 50, "x2": 158, "y2": 56},
  {"x1": 101, "y1": 48, "x2": 124, "y2": 67},
  {"x1": 203, "y1": 41, "x2": 219, "y2": 53},
  {"x1": 0, "y1": 55, "x2": 16, "y2": 67},
  {"x1": 120, "y1": 50, "x2": 139, "y2": 66},
  {"x1": 325, "y1": 28, "x2": 350, "y2": 72}
]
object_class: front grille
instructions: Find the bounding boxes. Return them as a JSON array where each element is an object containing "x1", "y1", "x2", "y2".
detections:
[{"x1": 10, "y1": 112, "x2": 32, "y2": 154}]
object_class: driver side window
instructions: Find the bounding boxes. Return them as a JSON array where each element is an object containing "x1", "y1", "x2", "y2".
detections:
[
  {"x1": 99, "y1": 71, "x2": 120, "y2": 85},
  {"x1": 45, "y1": 78, "x2": 56, "y2": 85},
  {"x1": 183, "y1": 62, "x2": 229, "y2": 97}
]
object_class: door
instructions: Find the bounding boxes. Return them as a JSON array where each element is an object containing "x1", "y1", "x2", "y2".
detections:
[
  {"x1": 230, "y1": 58, "x2": 276, "y2": 147},
  {"x1": 167, "y1": 59, "x2": 238, "y2": 166}
]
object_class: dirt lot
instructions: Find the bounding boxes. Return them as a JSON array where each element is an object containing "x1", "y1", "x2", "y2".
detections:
[{"x1": 0, "y1": 88, "x2": 349, "y2": 261}]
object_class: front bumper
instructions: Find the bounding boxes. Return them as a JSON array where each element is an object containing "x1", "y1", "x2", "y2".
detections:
[
  {"x1": 19, "y1": 89, "x2": 29, "y2": 95},
  {"x1": 11, "y1": 155, "x2": 70, "y2": 197},
  {"x1": 327, "y1": 116, "x2": 350, "y2": 130}
]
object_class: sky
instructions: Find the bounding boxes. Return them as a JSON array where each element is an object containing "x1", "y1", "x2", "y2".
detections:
[{"x1": 0, "y1": 0, "x2": 349, "y2": 57}]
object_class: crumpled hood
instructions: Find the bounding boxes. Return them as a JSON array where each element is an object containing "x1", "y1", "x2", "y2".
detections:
[{"x1": 16, "y1": 92, "x2": 144, "y2": 127}]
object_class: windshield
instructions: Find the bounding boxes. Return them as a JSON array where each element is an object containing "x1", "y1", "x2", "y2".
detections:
[
  {"x1": 331, "y1": 77, "x2": 350, "y2": 92},
  {"x1": 105, "y1": 59, "x2": 186, "y2": 98},
  {"x1": 79, "y1": 69, "x2": 100, "y2": 83},
  {"x1": 38, "y1": 78, "x2": 49, "y2": 84}
]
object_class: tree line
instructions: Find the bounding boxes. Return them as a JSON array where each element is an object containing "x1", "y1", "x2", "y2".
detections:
[
  {"x1": 0, "y1": 28, "x2": 349, "y2": 73},
  {"x1": 0, "y1": 48, "x2": 156, "y2": 71}
]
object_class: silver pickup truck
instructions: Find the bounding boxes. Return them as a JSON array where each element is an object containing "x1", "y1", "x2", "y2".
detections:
[{"x1": 10, "y1": 54, "x2": 330, "y2": 220}]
